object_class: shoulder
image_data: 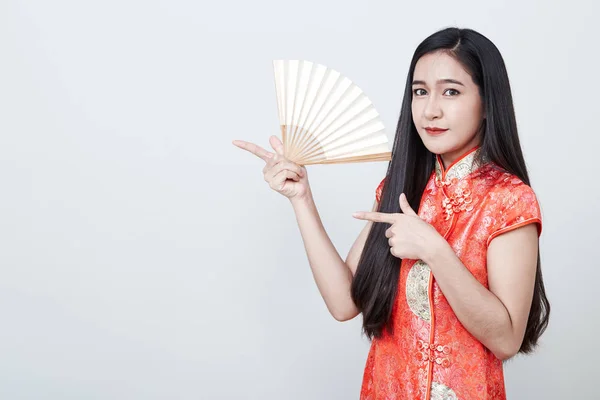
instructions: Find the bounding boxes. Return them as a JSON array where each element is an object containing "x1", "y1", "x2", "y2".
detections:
[
  {"x1": 479, "y1": 165, "x2": 540, "y2": 206},
  {"x1": 476, "y1": 165, "x2": 543, "y2": 244}
]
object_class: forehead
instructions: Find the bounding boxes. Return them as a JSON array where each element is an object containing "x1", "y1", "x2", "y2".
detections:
[{"x1": 413, "y1": 52, "x2": 473, "y2": 84}]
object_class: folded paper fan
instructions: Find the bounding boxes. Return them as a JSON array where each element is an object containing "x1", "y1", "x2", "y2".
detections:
[{"x1": 272, "y1": 60, "x2": 392, "y2": 165}]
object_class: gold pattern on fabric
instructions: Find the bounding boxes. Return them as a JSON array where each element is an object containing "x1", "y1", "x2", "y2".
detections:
[
  {"x1": 406, "y1": 260, "x2": 431, "y2": 321},
  {"x1": 435, "y1": 148, "x2": 483, "y2": 183},
  {"x1": 430, "y1": 382, "x2": 459, "y2": 400}
]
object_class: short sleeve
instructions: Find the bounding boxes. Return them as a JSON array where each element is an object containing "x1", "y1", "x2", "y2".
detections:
[
  {"x1": 486, "y1": 183, "x2": 543, "y2": 247},
  {"x1": 375, "y1": 177, "x2": 386, "y2": 203}
]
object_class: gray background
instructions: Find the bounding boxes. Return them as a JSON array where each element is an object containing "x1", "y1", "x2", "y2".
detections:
[{"x1": 1, "y1": 0, "x2": 597, "y2": 399}]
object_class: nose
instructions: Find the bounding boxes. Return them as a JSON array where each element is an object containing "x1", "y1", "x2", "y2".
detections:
[{"x1": 423, "y1": 96, "x2": 442, "y2": 120}]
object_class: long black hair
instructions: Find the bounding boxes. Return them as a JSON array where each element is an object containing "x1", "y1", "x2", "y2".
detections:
[{"x1": 350, "y1": 27, "x2": 549, "y2": 355}]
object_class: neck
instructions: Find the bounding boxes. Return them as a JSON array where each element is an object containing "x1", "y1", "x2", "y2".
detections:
[
  {"x1": 440, "y1": 127, "x2": 484, "y2": 168},
  {"x1": 440, "y1": 147, "x2": 475, "y2": 169},
  {"x1": 440, "y1": 139, "x2": 482, "y2": 169}
]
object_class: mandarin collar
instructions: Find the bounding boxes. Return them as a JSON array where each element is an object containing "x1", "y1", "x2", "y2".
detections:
[{"x1": 434, "y1": 146, "x2": 485, "y2": 184}]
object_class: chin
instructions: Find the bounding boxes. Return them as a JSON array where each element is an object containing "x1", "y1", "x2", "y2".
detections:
[{"x1": 420, "y1": 137, "x2": 454, "y2": 156}]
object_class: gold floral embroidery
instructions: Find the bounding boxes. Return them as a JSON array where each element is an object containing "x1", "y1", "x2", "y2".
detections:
[
  {"x1": 405, "y1": 260, "x2": 431, "y2": 321},
  {"x1": 435, "y1": 147, "x2": 483, "y2": 183},
  {"x1": 430, "y1": 382, "x2": 459, "y2": 400}
]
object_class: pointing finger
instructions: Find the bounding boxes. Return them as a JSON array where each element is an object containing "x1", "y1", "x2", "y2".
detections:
[
  {"x1": 232, "y1": 140, "x2": 274, "y2": 162},
  {"x1": 352, "y1": 211, "x2": 398, "y2": 224}
]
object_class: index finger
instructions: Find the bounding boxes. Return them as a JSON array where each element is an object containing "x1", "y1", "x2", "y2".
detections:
[
  {"x1": 352, "y1": 211, "x2": 398, "y2": 224},
  {"x1": 232, "y1": 140, "x2": 274, "y2": 162}
]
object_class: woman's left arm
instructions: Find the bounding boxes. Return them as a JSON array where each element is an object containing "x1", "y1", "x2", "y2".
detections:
[{"x1": 424, "y1": 224, "x2": 539, "y2": 361}]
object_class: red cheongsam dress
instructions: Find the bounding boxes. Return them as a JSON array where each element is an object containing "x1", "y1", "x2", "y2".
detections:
[{"x1": 360, "y1": 146, "x2": 543, "y2": 400}]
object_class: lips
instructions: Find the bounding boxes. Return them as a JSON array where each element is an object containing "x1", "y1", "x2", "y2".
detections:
[{"x1": 425, "y1": 127, "x2": 448, "y2": 135}]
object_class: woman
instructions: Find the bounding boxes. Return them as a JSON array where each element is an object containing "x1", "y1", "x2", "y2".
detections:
[{"x1": 233, "y1": 27, "x2": 549, "y2": 400}]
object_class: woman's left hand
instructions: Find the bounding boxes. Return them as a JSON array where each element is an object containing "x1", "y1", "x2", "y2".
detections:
[{"x1": 352, "y1": 193, "x2": 443, "y2": 262}]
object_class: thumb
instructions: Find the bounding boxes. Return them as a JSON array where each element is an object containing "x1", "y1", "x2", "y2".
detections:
[
  {"x1": 269, "y1": 135, "x2": 285, "y2": 156},
  {"x1": 399, "y1": 193, "x2": 418, "y2": 216}
]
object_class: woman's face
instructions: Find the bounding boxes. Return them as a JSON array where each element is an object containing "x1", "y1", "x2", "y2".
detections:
[{"x1": 411, "y1": 51, "x2": 485, "y2": 167}]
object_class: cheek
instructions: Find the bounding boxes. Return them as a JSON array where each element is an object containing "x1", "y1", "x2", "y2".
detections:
[{"x1": 449, "y1": 100, "x2": 483, "y2": 132}]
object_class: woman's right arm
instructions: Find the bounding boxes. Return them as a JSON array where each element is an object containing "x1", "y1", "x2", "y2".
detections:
[
  {"x1": 291, "y1": 193, "x2": 378, "y2": 321},
  {"x1": 233, "y1": 135, "x2": 378, "y2": 322}
]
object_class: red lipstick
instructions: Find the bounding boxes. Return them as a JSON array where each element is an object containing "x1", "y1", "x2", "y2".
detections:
[{"x1": 425, "y1": 127, "x2": 448, "y2": 135}]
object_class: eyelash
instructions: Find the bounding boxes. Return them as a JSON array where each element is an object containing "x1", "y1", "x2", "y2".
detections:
[{"x1": 413, "y1": 88, "x2": 460, "y2": 96}]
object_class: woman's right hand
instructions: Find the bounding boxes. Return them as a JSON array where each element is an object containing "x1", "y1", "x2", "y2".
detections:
[{"x1": 232, "y1": 135, "x2": 311, "y2": 201}]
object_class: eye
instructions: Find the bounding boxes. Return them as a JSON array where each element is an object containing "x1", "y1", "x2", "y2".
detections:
[
  {"x1": 413, "y1": 88, "x2": 427, "y2": 96},
  {"x1": 444, "y1": 88, "x2": 460, "y2": 96}
]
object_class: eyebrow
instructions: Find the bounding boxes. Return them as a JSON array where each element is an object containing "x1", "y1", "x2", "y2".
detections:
[{"x1": 412, "y1": 79, "x2": 465, "y2": 86}]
